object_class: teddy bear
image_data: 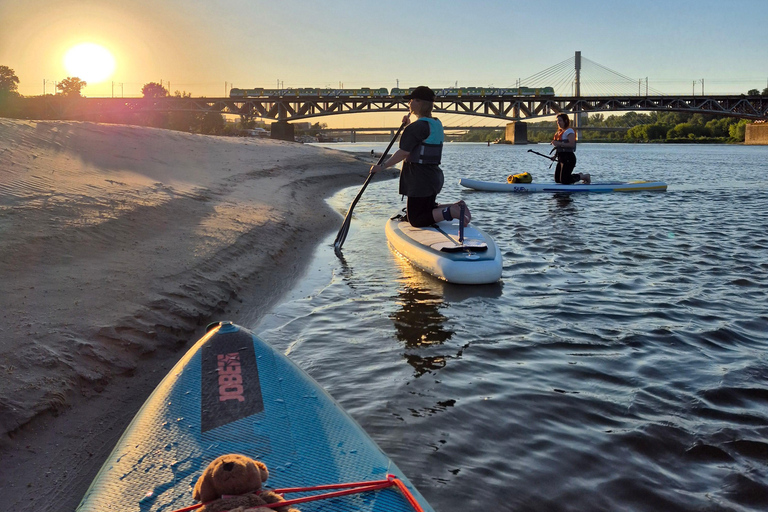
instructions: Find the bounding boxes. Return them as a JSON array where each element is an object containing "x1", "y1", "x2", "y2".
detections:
[{"x1": 192, "y1": 454, "x2": 299, "y2": 512}]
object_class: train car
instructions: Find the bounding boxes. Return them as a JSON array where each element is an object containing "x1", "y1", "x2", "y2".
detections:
[
  {"x1": 280, "y1": 88, "x2": 322, "y2": 97},
  {"x1": 335, "y1": 88, "x2": 359, "y2": 97},
  {"x1": 390, "y1": 87, "x2": 416, "y2": 97},
  {"x1": 229, "y1": 88, "x2": 267, "y2": 98},
  {"x1": 230, "y1": 88, "x2": 266, "y2": 98},
  {"x1": 494, "y1": 86, "x2": 556, "y2": 97},
  {"x1": 344, "y1": 88, "x2": 390, "y2": 98},
  {"x1": 497, "y1": 87, "x2": 520, "y2": 96},
  {"x1": 465, "y1": 87, "x2": 486, "y2": 96},
  {"x1": 350, "y1": 87, "x2": 390, "y2": 98}
]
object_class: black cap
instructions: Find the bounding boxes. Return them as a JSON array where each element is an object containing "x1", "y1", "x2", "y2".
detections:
[{"x1": 404, "y1": 85, "x2": 435, "y2": 101}]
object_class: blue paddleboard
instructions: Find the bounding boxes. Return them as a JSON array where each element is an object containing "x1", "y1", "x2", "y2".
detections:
[{"x1": 77, "y1": 322, "x2": 433, "y2": 512}]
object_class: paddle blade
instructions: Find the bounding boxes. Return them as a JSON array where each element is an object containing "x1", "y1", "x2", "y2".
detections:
[
  {"x1": 333, "y1": 173, "x2": 372, "y2": 253},
  {"x1": 333, "y1": 218, "x2": 350, "y2": 254}
]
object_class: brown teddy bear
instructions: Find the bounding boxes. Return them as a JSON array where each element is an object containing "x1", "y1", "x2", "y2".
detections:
[{"x1": 193, "y1": 454, "x2": 299, "y2": 512}]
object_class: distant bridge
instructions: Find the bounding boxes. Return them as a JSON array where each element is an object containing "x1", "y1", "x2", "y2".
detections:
[
  {"x1": 38, "y1": 51, "x2": 768, "y2": 132},
  {"x1": 50, "y1": 93, "x2": 768, "y2": 123}
]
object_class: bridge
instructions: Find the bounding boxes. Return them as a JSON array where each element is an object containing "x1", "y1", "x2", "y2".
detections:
[
  {"x1": 40, "y1": 52, "x2": 768, "y2": 141},
  {"x1": 54, "y1": 91, "x2": 768, "y2": 123}
]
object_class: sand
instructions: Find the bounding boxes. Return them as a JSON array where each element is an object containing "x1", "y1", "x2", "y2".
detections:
[{"x1": 0, "y1": 118, "x2": 383, "y2": 511}]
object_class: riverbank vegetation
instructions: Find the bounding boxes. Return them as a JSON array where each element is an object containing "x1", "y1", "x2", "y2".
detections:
[
  {"x1": 459, "y1": 111, "x2": 755, "y2": 144},
  {"x1": 534, "y1": 111, "x2": 752, "y2": 144}
]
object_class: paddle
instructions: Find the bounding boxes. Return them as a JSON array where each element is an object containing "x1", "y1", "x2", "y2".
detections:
[
  {"x1": 527, "y1": 148, "x2": 556, "y2": 161},
  {"x1": 527, "y1": 148, "x2": 557, "y2": 169},
  {"x1": 333, "y1": 121, "x2": 406, "y2": 255}
]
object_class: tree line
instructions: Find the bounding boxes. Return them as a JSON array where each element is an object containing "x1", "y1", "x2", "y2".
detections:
[
  {"x1": 0, "y1": 65, "x2": 266, "y2": 136},
  {"x1": 459, "y1": 109, "x2": 761, "y2": 144}
]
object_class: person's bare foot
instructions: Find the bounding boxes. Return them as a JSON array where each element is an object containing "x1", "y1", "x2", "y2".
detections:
[{"x1": 449, "y1": 200, "x2": 471, "y2": 226}]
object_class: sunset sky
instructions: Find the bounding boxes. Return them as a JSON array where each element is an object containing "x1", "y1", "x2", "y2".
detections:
[{"x1": 1, "y1": 0, "x2": 767, "y2": 126}]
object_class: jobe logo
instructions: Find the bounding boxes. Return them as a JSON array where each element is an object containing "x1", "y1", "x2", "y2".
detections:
[{"x1": 217, "y1": 352, "x2": 245, "y2": 402}]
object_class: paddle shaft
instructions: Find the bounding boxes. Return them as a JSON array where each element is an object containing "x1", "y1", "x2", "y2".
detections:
[
  {"x1": 528, "y1": 148, "x2": 557, "y2": 169},
  {"x1": 333, "y1": 122, "x2": 406, "y2": 254},
  {"x1": 528, "y1": 148, "x2": 556, "y2": 161}
]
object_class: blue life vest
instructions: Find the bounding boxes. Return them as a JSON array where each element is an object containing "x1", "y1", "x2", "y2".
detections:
[{"x1": 405, "y1": 118, "x2": 443, "y2": 165}]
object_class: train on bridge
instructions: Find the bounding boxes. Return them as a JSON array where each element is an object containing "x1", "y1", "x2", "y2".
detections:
[{"x1": 229, "y1": 86, "x2": 555, "y2": 99}]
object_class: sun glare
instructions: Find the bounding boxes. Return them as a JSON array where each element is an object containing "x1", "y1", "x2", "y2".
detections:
[{"x1": 63, "y1": 43, "x2": 116, "y2": 83}]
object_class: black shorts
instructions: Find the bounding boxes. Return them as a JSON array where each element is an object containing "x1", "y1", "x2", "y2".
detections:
[{"x1": 406, "y1": 195, "x2": 438, "y2": 227}]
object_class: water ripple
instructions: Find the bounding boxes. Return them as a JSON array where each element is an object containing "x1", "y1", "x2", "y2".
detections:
[{"x1": 257, "y1": 143, "x2": 768, "y2": 512}]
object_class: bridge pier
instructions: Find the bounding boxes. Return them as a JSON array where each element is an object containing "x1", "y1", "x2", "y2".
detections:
[
  {"x1": 745, "y1": 122, "x2": 768, "y2": 145},
  {"x1": 505, "y1": 122, "x2": 528, "y2": 144},
  {"x1": 270, "y1": 121, "x2": 295, "y2": 141}
]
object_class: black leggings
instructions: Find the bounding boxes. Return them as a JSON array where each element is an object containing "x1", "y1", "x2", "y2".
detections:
[
  {"x1": 406, "y1": 195, "x2": 438, "y2": 227},
  {"x1": 554, "y1": 152, "x2": 578, "y2": 184}
]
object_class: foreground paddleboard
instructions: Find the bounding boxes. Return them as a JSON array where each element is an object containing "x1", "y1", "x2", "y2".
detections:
[
  {"x1": 77, "y1": 322, "x2": 433, "y2": 512},
  {"x1": 459, "y1": 177, "x2": 668, "y2": 193},
  {"x1": 385, "y1": 214, "x2": 502, "y2": 285}
]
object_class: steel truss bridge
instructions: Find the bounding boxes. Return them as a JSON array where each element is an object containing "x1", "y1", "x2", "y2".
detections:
[{"x1": 57, "y1": 93, "x2": 768, "y2": 123}]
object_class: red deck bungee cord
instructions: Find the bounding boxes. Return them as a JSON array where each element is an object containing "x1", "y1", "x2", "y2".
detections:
[{"x1": 169, "y1": 474, "x2": 424, "y2": 512}]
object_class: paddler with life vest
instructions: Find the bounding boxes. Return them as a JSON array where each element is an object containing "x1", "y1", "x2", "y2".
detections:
[
  {"x1": 370, "y1": 85, "x2": 471, "y2": 227},
  {"x1": 551, "y1": 113, "x2": 590, "y2": 184}
]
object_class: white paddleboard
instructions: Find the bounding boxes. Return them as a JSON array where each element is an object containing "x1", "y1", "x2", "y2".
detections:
[
  {"x1": 459, "y1": 178, "x2": 668, "y2": 193},
  {"x1": 385, "y1": 214, "x2": 502, "y2": 285}
]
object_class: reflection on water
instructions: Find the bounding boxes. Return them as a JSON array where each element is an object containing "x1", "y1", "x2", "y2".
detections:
[
  {"x1": 551, "y1": 192, "x2": 574, "y2": 209},
  {"x1": 389, "y1": 250, "x2": 504, "y2": 377},
  {"x1": 390, "y1": 255, "x2": 454, "y2": 377}
]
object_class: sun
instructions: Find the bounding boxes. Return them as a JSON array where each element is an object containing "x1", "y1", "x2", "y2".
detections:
[{"x1": 63, "y1": 43, "x2": 116, "y2": 84}]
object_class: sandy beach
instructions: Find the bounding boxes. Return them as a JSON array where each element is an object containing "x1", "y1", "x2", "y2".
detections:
[{"x1": 0, "y1": 118, "x2": 383, "y2": 511}]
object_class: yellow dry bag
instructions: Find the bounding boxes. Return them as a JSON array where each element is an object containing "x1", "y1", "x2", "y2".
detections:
[{"x1": 507, "y1": 172, "x2": 533, "y2": 184}]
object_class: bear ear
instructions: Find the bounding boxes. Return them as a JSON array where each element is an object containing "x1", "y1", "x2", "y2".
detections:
[
  {"x1": 254, "y1": 460, "x2": 269, "y2": 483},
  {"x1": 193, "y1": 461, "x2": 218, "y2": 502}
]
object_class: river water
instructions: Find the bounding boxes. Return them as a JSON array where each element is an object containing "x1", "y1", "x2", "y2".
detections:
[{"x1": 252, "y1": 142, "x2": 768, "y2": 512}]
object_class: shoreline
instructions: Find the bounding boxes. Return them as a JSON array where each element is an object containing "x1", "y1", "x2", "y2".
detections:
[{"x1": 0, "y1": 118, "x2": 382, "y2": 511}]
